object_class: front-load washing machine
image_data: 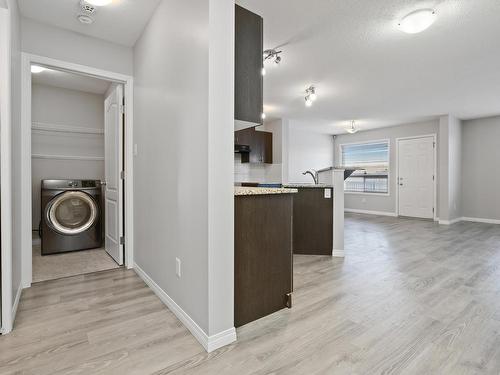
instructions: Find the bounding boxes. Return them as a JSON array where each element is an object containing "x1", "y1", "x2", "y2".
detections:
[{"x1": 40, "y1": 179, "x2": 102, "y2": 255}]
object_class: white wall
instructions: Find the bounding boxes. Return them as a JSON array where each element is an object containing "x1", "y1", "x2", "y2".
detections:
[
  {"x1": 31, "y1": 84, "x2": 105, "y2": 229},
  {"x1": 9, "y1": 0, "x2": 22, "y2": 326},
  {"x1": 462, "y1": 116, "x2": 500, "y2": 221},
  {"x1": 133, "y1": 0, "x2": 234, "y2": 349},
  {"x1": 334, "y1": 119, "x2": 439, "y2": 214},
  {"x1": 21, "y1": 17, "x2": 133, "y2": 75},
  {"x1": 284, "y1": 122, "x2": 334, "y2": 184},
  {"x1": 438, "y1": 115, "x2": 462, "y2": 222}
]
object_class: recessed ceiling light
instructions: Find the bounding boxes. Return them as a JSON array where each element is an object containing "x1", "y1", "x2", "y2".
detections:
[
  {"x1": 85, "y1": 0, "x2": 112, "y2": 6},
  {"x1": 398, "y1": 9, "x2": 436, "y2": 34},
  {"x1": 31, "y1": 65, "x2": 46, "y2": 74}
]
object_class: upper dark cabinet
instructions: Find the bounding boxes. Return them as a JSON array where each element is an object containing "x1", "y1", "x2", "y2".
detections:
[
  {"x1": 235, "y1": 5, "x2": 263, "y2": 126},
  {"x1": 235, "y1": 128, "x2": 272, "y2": 164}
]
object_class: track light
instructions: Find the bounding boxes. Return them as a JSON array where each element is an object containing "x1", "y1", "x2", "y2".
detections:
[
  {"x1": 263, "y1": 49, "x2": 283, "y2": 67},
  {"x1": 304, "y1": 86, "x2": 317, "y2": 107}
]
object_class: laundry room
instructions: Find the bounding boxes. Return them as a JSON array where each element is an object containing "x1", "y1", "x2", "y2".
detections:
[{"x1": 30, "y1": 65, "x2": 124, "y2": 282}]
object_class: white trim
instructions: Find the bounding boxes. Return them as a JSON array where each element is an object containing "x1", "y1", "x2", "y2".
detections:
[
  {"x1": 20, "y1": 53, "x2": 135, "y2": 290},
  {"x1": 332, "y1": 249, "x2": 345, "y2": 257},
  {"x1": 395, "y1": 134, "x2": 437, "y2": 221},
  {"x1": 0, "y1": 6, "x2": 13, "y2": 334},
  {"x1": 438, "y1": 217, "x2": 462, "y2": 225},
  {"x1": 134, "y1": 263, "x2": 237, "y2": 352},
  {"x1": 32, "y1": 154, "x2": 104, "y2": 161},
  {"x1": 32, "y1": 121, "x2": 104, "y2": 135},
  {"x1": 11, "y1": 286, "x2": 22, "y2": 323},
  {"x1": 461, "y1": 217, "x2": 500, "y2": 225},
  {"x1": 345, "y1": 208, "x2": 398, "y2": 217}
]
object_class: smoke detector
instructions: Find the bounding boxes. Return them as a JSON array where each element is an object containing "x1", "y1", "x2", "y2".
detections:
[
  {"x1": 80, "y1": 1, "x2": 97, "y2": 14},
  {"x1": 78, "y1": 1, "x2": 96, "y2": 24},
  {"x1": 77, "y1": 14, "x2": 94, "y2": 24}
]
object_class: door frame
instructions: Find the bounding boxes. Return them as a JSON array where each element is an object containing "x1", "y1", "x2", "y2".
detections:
[
  {"x1": 20, "y1": 53, "x2": 135, "y2": 288},
  {"x1": 395, "y1": 134, "x2": 437, "y2": 221},
  {"x1": 0, "y1": 6, "x2": 13, "y2": 334}
]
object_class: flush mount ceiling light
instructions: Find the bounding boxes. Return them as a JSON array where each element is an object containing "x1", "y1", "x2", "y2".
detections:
[
  {"x1": 304, "y1": 86, "x2": 317, "y2": 107},
  {"x1": 398, "y1": 9, "x2": 436, "y2": 34},
  {"x1": 31, "y1": 65, "x2": 46, "y2": 74},
  {"x1": 85, "y1": 0, "x2": 112, "y2": 6},
  {"x1": 347, "y1": 120, "x2": 359, "y2": 134}
]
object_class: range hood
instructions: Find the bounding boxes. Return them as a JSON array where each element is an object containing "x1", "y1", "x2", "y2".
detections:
[
  {"x1": 234, "y1": 144, "x2": 250, "y2": 153},
  {"x1": 235, "y1": 119, "x2": 260, "y2": 132}
]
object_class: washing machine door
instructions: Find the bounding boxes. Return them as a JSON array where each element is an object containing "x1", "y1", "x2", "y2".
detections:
[{"x1": 46, "y1": 191, "x2": 98, "y2": 235}]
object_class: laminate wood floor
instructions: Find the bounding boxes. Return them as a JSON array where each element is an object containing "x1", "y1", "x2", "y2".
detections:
[{"x1": 2, "y1": 214, "x2": 500, "y2": 374}]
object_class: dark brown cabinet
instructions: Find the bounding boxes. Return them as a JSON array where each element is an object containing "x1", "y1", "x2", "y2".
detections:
[
  {"x1": 292, "y1": 187, "x2": 333, "y2": 255},
  {"x1": 235, "y1": 5, "x2": 263, "y2": 125},
  {"x1": 235, "y1": 193, "x2": 294, "y2": 327},
  {"x1": 235, "y1": 127, "x2": 272, "y2": 164}
]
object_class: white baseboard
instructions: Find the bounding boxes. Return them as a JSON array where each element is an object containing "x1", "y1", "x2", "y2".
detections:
[
  {"x1": 134, "y1": 263, "x2": 236, "y2": 352},
  {"x1": 438, "y1": 217, "x2": 462, "y2": 225},
  {"x1": 345, "y1": 208, "x2": 398, "y2": 217},
  {"x1": 12, "y1": 285, "x2": 22, "y2": 323},
  {"x1": 332, "y1": 249, "x2": 345, "y2": 257},
  {"x1": 461, "y1": 217, "x2": 500, "y2": 225}
]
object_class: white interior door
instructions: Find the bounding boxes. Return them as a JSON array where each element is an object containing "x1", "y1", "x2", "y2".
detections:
[
  {"x1": 398, "y1": 136, "x2": 435, "y2": 219},
  {"x1": 104, "y1": 84, "x2": 124, "y2": 265}
]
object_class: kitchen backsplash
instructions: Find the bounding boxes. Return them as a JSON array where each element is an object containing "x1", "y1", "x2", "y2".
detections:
[{"x1": 234, "y1": 153, "x2": 282, "y2": 183}]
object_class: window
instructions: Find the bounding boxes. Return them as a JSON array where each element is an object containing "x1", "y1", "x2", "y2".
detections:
[{"x1": 341, "y1": 141, "x2": 389, "y2": 194}]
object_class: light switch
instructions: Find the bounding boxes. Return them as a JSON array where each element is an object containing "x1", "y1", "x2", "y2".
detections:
[{"x1": 324, "y1": 188, "x2": 331, "y2": 198}]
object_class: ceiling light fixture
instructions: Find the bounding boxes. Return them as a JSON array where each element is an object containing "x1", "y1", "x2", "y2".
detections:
[
  {"x1": 347, "y1": 120, "x2": 359, "y2": 134},
  {"x1": 31, "y1": 65, "x2": 46, "y2": 74},
  {"x1": 304, "y1": 86, "x2": 317, "y2": 107},
  {"x1": 263, "y1": 49, "x2": 283, "y2": 66},
  {"x1": 77, "y1": 14, "x2": 94, "y2": 24},
  {"x1": 398, "y1": 9, "x2": 436, "y2": 34},
  {"x1": 85, "y1": 0, "x2": 112, "y2": 6}
]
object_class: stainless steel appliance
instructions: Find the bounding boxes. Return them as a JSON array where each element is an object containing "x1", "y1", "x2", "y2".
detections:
[{"x1": 40, "y1": 179, "x2": 102, "y2": 255}]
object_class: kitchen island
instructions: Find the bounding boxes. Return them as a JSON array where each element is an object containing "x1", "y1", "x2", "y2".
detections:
[
  {"x1": 234, "y1": 186, "x2": 297, "y2": 327},
  {"x1": 283, "y1": 184, "x2": 334, "y2": 255}
]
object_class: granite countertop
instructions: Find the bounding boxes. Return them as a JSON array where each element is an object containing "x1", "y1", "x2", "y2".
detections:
[
  {"x1": 234, "y1": 186, "x2": 299, "y2": 196},
  {"x1": 282, "y1": 184, "x2": 333, "y2": 189}
]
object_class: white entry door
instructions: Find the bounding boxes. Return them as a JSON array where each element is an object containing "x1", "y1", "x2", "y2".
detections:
[
  {"x1": 104, "y1": 84, "x2": 124, "y2": 265},
  {"x1": 397, "y1": 136, "x2": 435, "y2": 219}
]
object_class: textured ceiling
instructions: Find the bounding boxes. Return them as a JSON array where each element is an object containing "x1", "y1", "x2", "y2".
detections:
[
  {"x1": 18, "y1": 0, "x2": 161, "y2": 46},
  {"x1": 238, "y1": 0, "x2": 500, "y2": 134},
  {"x1": 32, "y1": 68, "x2": 111, "y2": 94}
]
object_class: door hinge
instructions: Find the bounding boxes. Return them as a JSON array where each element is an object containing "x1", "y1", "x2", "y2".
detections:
[
  {"x1": 119, "y1": 236, "x2": 125, "y2": 245},
  {"x1": 433, "y1": 141, "x2": 436, "y2": 148},
  {"x1": 432, "y1": 175, "x2": 435, "y2": 181},
  {"x1": 119, "y1": 104, "x2": 125, "y2": 114},
  {"x1": 432, "y1": 207, "x2": 435, "y2": 213},
  {"x1": 120, "y1": 170, "x2": 125, "y2": 180}
]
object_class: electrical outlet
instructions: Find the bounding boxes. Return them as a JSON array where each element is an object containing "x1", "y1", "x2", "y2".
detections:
[
  {"x1": 176, "y1": 257, "x2": 181, "y2": 278},
  {"x1": 324, "y1": 188, "x2": 331, "y2": 199}
]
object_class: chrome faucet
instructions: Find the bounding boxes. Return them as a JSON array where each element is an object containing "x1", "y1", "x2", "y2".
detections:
[{"x1": 302, "y1": 170, "x2": 318, "y2": 184}]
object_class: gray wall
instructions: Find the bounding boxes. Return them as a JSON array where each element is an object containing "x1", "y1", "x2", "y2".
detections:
[
  {"x1": 462, "y1": 116, "x2": 500, "y2": 220},
  {"x1": 133, "y1": 0, "x2": 234, "y2": 338},
  {"x1": 334, "y1": 119, "x2": 439, "y2": 214},
  {"x1": 31, "y1": 84, "x2": 105, "y2": 229}
]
